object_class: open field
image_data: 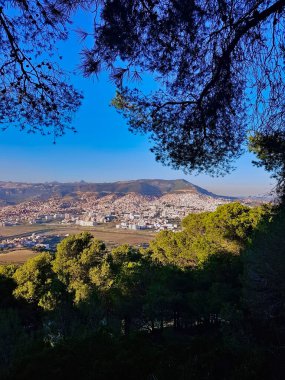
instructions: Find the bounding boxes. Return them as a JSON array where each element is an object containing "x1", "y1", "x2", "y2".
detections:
[
  {"x1": 0, "y1": 223, "x2": 156, "y2": 244},
  {"x1": 0, "y1": 224, "x2": 55, "y2": 238},
  {"x1": 0, "y1": 224, "x2": 156, "y2": 265},
  {"x1": 0, "y1": 248, "x2": 40, "y2": 265}
]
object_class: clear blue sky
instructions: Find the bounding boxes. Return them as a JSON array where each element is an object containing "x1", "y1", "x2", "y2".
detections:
[{"x1": 0, "y1": 10, "x2": 274, "y2": 197}]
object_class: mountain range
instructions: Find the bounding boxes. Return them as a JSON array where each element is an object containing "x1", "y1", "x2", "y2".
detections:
[{"x1": 0, "y1": 179, "x2": 232, "y2": 206}]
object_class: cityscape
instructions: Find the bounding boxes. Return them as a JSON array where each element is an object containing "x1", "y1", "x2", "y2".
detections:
[
  {"x1": 0, "y1": 192, "x2": 226, "y2": 251},
  {"x1": 0, "y1": 179, "x2": 268, "y2": 252}
]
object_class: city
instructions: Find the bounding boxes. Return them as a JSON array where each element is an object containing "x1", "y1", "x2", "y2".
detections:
[{"x1": 0, "y1": 189, "x2": 232, "y2": 250}]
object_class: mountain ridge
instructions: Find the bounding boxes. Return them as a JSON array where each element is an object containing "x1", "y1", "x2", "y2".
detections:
[{"x1": 0, "y1": 179, "x2": 232, "y2": 205}]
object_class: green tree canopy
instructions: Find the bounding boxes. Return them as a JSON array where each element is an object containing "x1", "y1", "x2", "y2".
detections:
[
  {"x1": 53, "y1": 232, "x2": 106, "y2": 304},
  {"x1": 150, "y1": 202, "x2": 271, "y2": 267},
  {"x1": 13, "y1": 252, "x2": 59, "y2": 311}
]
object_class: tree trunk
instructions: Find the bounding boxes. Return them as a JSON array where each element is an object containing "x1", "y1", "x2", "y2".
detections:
[{"x1": 123, "y1": 316, "x2": 131, "y2": 335}]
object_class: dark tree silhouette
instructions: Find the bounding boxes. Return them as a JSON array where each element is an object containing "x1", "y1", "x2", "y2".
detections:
[
  {"x1": 2, "y1": 1, "x2": 285, "y2": 176},
  {"x1": 0, "y1": 0, "x2": 86, "y2": 139},
  {"x1": 80, "y1": 0, "x2": 285, "y2": 175},
  {"x1": 249, "y1": 131, "x2": 285, "y2": 199}
]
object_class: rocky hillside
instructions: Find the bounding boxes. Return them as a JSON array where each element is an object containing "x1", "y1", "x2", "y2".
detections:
[{"x1": 0, "y1": 179, "x2": 224, "y2": 205}]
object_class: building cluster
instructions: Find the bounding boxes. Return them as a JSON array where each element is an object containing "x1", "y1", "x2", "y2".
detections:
[
  {"x1": 0, "y1": 191, "x2": 230, "y2": 232},
  {"x1": 0, "y1": 233, "x2": 52, "y2": 251}
]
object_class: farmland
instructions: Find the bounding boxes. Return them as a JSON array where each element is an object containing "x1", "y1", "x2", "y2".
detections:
[{"x1": 0, "y1": 224, "x2": 155, "y2": 265}]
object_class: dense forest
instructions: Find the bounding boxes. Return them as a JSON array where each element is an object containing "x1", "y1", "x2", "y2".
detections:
[{"x1": 0, "y1": 202, "x2": 284, "y2": 379}]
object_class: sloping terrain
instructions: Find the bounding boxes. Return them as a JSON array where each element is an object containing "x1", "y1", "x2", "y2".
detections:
[{"x1": 0, "y1": 179, "x2": 220, "y2": 205}]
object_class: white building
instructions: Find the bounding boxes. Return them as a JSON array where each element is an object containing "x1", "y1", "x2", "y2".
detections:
[{"x1": 76, "y1": 220, "x2": 97, "y2": 227}]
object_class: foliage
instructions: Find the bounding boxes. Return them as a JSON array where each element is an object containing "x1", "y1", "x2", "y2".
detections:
[
  {"x1": 13, "y1": 252, "x2": 59, "y2": 311},
  {"x1": 0, "y1": 265, "x2": 18, "y2": 308},
  {"x1": 81, "y1": 1, "x2": 285, "y2": 176},
  {"x1": 0, "y1": 204, "x2": 284, "y2": 379},
  {"x1": 0, "y1": 309, "x2": 30, "y2": 379},
  {"x1": 0, "y1": 0, "x2": 84, "y2": 137},
  {"x1": 249, "y1": 132, "x2": 285, "y2": 201},
  {"x1": 53, "y1": 232, "x2": 106, "y2": 304},
  {"x1": 8, "y1": 330, "x2": 275, "y2": 380},
  {"x1": 243, "y1": 207, "x2": 285, "y2": 324},
  {"x1": 2, "y1": 1, "x2": 285, "y2": 185},
  {"x1": 151, "y1": 202, "x2": 271, "y2": 266}
]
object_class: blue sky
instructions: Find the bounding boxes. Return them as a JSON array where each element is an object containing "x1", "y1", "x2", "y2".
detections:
[{"x1": 0, "y1": 10, "x2": 274, "y2": 197}]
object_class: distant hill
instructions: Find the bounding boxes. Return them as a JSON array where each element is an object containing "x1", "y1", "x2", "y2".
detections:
[{"x1": 0, "y1": 179, "x2": 226, "y2": 205}]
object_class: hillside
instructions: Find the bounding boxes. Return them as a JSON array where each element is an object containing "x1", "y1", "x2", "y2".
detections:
[{"x1": 0, "y1": 179, "x2": 222, "y2": 205}]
